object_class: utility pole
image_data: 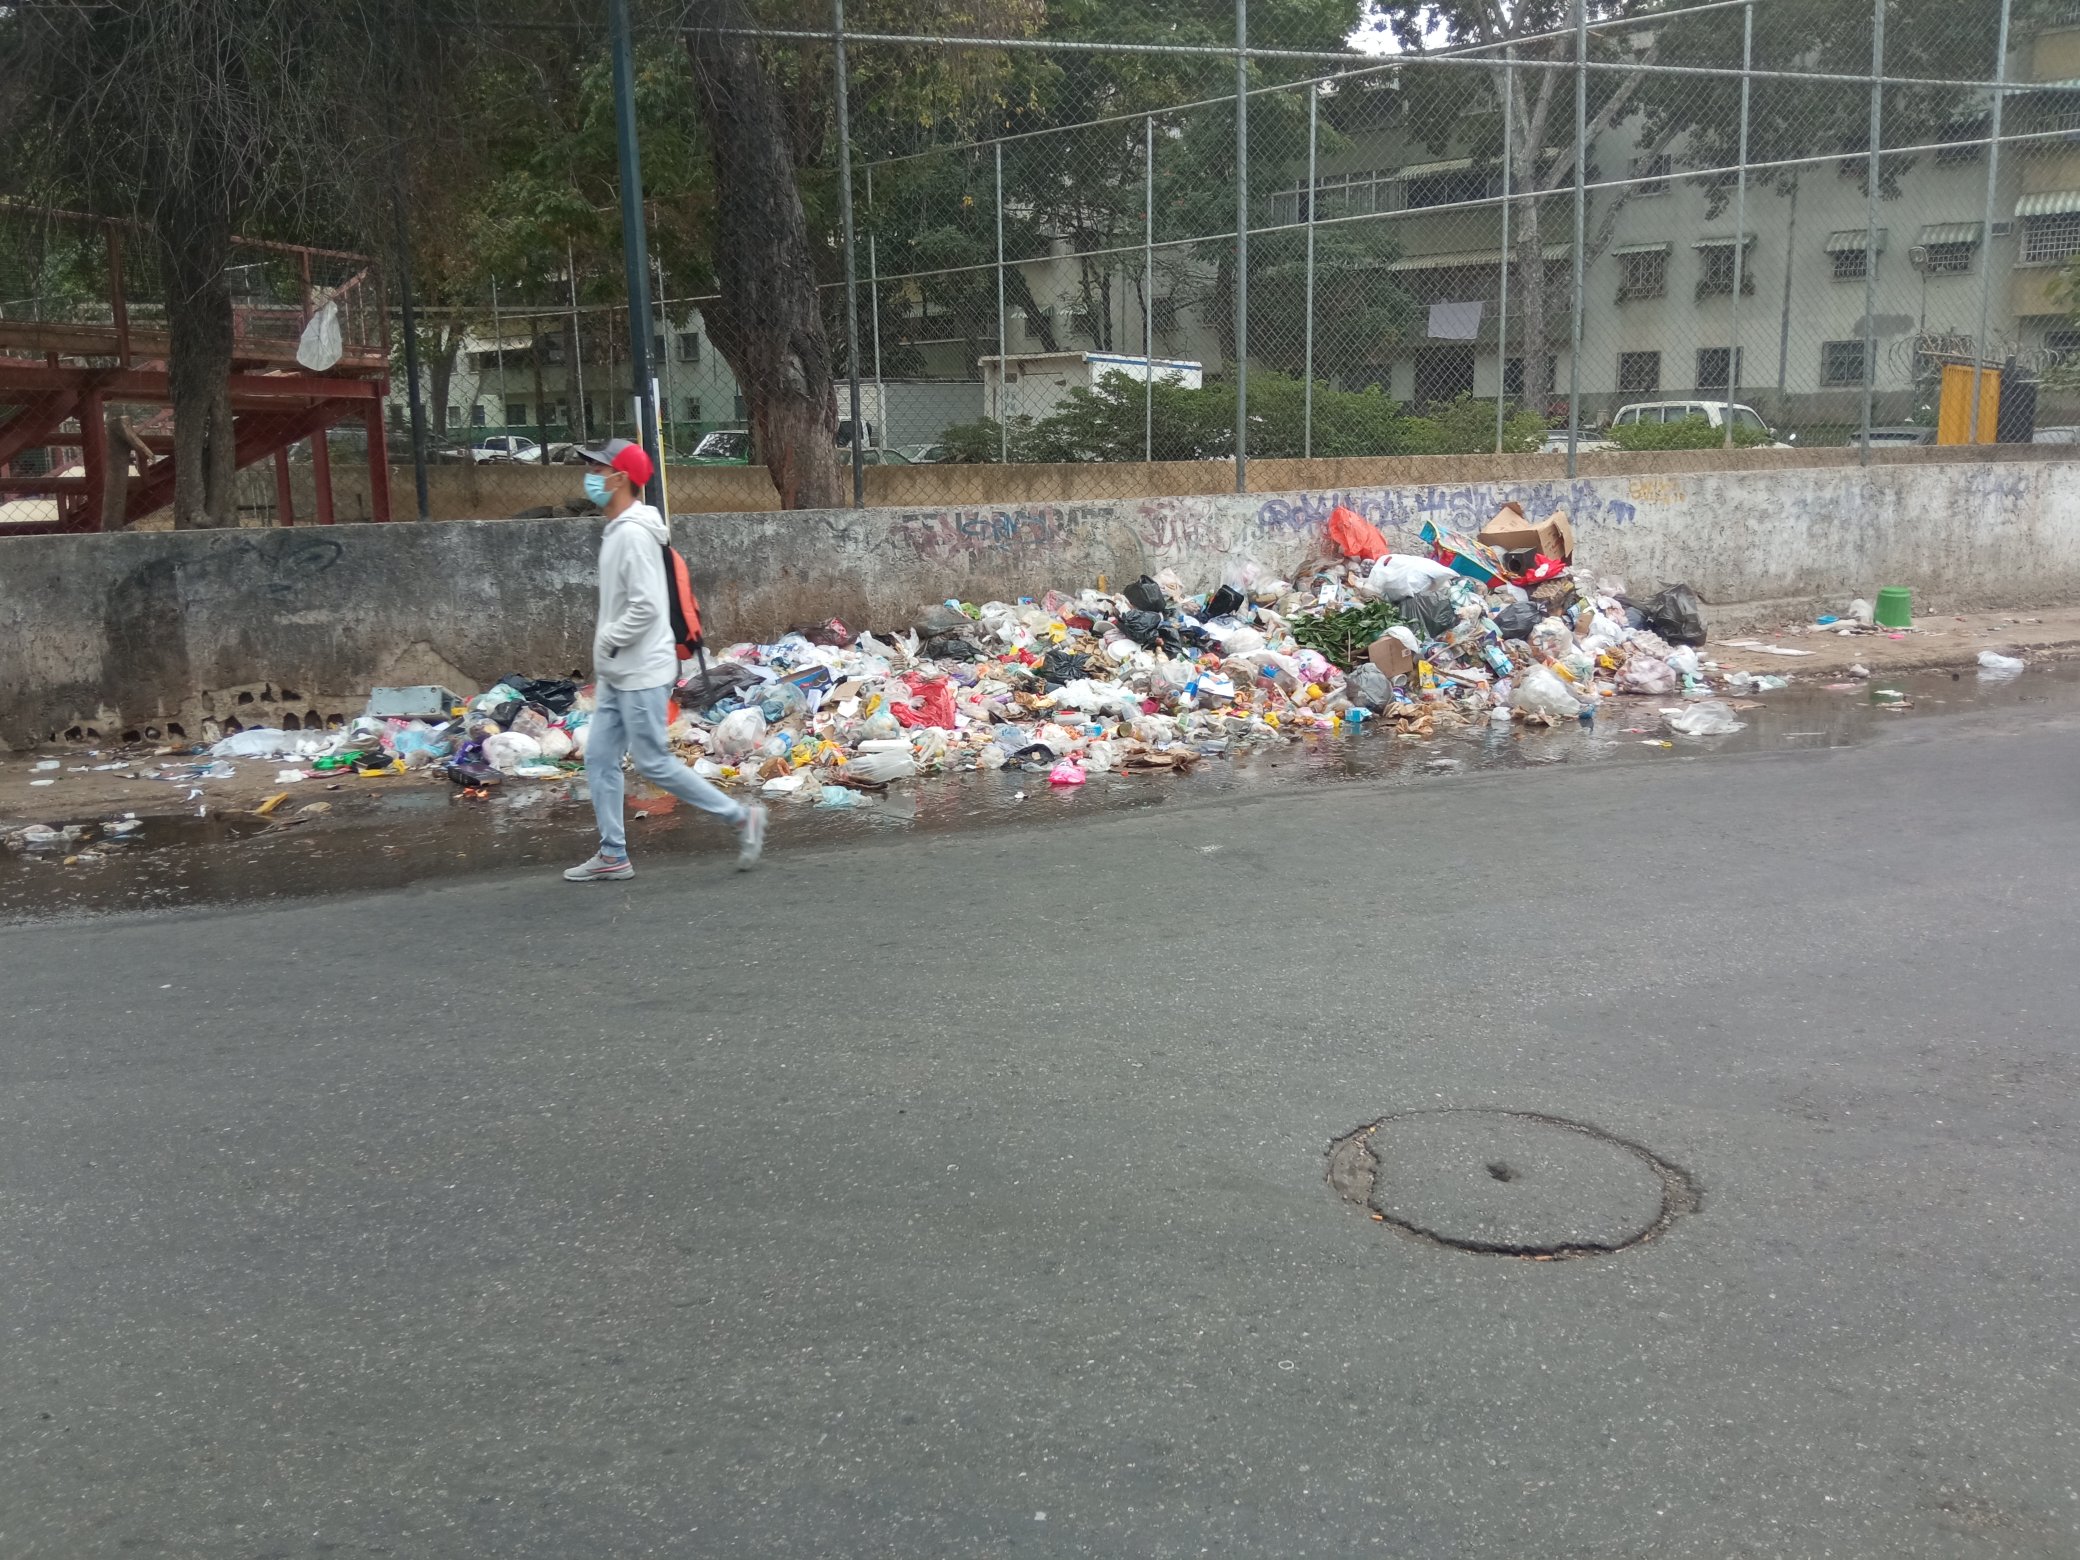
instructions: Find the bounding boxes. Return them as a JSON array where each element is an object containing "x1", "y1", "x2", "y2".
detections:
[{"x1": 609, "y1": 0, "x2": 662, "y2": 504}]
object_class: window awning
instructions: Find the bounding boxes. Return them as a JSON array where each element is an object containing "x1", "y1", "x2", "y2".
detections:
[
  {"x1": 2017, "y1": 189, "x2": 2080, "y2": 217},
  {"x1": 1385, "y1": 243, "x2": 1569, "y2": 272},
  {"x1": 1692, "y1": 233, "x2": 1757, "y2": 248},
  {"x1": 1824, "y1": 228, "x2": 1888, "y2": 253},
  {"x1": 1397, "y1": 158, "x2": 1475, "y2": 179},
  {"x1": 1918, "y1": 222, "x2": 1984, "y2": 246},
  {"x1": 1612, "y1": 241, "x2": 1673, "y2": 256}
]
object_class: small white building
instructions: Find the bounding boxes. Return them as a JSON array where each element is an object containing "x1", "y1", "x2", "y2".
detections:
[{"x1": 980, "y1": 351, "x2": 1203, "y2": 424}]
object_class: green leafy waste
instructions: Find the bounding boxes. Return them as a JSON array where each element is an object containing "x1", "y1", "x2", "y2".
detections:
[{"x1": 1291, "y1": 600, "x2": 1402, "y2": 671}]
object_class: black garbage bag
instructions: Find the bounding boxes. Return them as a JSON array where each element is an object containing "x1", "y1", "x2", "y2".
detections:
[
  {"x1": 927, "y1": 635, "x2": 982, "y2": 662},
  {"x1": 1491, "y1": 601, "x2": 1541, "y2": 642},
  {"x1": 1401, "y1": 587, "x2": 1456, "y2": 642},
  {"x1": 1124, "y1": 574, "x2": 1169, "y2": 613},
  {"x1": 1641, "y1": 583, "x2": 1708, "y2": 647},
  {"x1": 1205, "y1": 583, "x2": 1247, "y2": 619},
  {"x1": 915, "y1": 603, "x2": 972, "y2": 636},
  {"x1": 676, "y1": 660, "x2": 765, "y2": 711},
  {"x1": 1037, "y1": 649, "x2": 1090, "y2": 687},
  {"x1": 494, "y1": 674, "x2": 579, "y2": 714},
  {"x1": 1119, "y1": 609, "x2": 1184, "y2": 654}
]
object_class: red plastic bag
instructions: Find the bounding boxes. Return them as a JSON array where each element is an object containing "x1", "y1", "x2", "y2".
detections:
[
  {"x1": 1326, "y1": 504, "x2": 1391, "y2": 560},
  {"x1": 1509, "y1": 554, "x2": 1569, "y2": 586},
  {"x1": 893, "y1": 674, "x2": 957, "y2": 729}
]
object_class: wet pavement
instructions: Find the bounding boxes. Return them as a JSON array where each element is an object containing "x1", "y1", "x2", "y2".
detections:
[{"x1": 6, "y1": 661, "x2": 2076, "y2": 922}]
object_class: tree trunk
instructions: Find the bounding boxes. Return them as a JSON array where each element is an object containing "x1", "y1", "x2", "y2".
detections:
[
  {"x1": 427, "y1": 329, "x2": 458, "y2": 443},
  {"x1": 686, "y1": 18, "x2": 842, "y2": 510},
  {"x1": 159, "y1": 210, "x2": 238, "y2": 530},
  {"x1": 530, "y1": 325, "x2": 548, "y2": 440},
  {"x1": 1512, "y1": 194, "x2": 1550, "y2": 413}
]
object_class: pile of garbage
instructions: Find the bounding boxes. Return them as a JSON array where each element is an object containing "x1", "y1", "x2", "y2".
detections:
[{"x1": 197, "y1": 500, "x2": 1781, "y2": 801}]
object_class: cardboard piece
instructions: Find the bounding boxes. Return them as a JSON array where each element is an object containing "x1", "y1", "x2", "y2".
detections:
[
  {"x1": 1367, "y1": 633, "x2": 1418, "y2": 679},
  {"x1": 1477, "y1": 504, "x2": 1575, "y2": 563}
]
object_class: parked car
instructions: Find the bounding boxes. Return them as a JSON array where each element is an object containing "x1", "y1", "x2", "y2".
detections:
[
  {"x1": 1538, "y1": 429, "x2": 1614, "y2": 454},
  {"x1": 1610, "y1": 399, "x2": 1793, "y2": 446},
  {"x1": 896, "y1": 442, "x2": 946, "y2": 464},
  {"x1": 468, "y1": 435, "x2": 542, "y2": 464},
  {"x1": 1851, "y1": 425, "x2": 1935, "y2": 447}
]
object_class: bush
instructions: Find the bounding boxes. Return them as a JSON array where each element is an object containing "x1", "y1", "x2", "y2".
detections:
[
  {"x1": 940, "y1": 375, "x2": 1546, "y2": 463},
  {"x1": 1607, "y1": 415, "x2": 1774, "y2": 451}
]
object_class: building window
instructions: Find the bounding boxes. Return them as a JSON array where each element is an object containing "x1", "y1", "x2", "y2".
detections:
[
  {"x1": 733, "y1": 394, "x2": 747, "y2": 421},
  {"x1": 1617, "y1": 249, "x2": 1667, "y2": 301},
  {"x1": 651, "y1": 334, "x2": 666, "y2": 364},
  {"x1": 1821, "y1": 339, "x2": 1866, "y2": 387},
  {"x1": 1924, "y1": 242, "x2": 1976, "y2": 275},
  {"x1": 1617, "y1": 351, "x2": 1661, "y2": 393},
  {"x1": 2022, "y1": 213, "x2": 2080, "y2": 266},
  {"x1": 1696, "y1": 347, "x2": 1741, "y2": 393},
  {"x1": 1630, "y1": 153, "x2": 1672, "y2": 195},
  {"x1": 677, "y1": 331, "x2": 701, "y2": 363},
  {"x1": 1070, "y1": 308, "x2": 1100, "y2": 342},
  {"x1": 470, "y1": 404, "x2": 487, "y2": 426},
  {"x1": 1404, "y1": 168, "x2": 1490, "y2": 210},
  {"x1": 1503, "y1": 354, "x2": 1558, "y2": 399},
  {"x1": 544, "y1": 335, "x2": 566, "y2": 364},
  {"x1": 684, "y1": 398, "x2": 702, "y2": 423},
  {"x1": 1697, "y1": 242, "x2": 1755, "y2": 297},
  {"x1": 506, "y1": 402, "x2": 528, "y2": 426},
  {"x1": 1831, "y1": 247, "x2": 1869, "y2": 280},
  {"x1": 445, "y1": 405, "x2": 461, "y2": 429}
]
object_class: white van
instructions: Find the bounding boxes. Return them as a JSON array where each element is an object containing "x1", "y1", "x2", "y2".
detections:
[{"x1": 1610, "y1": 399, "x2": 1791, "y2": 445}]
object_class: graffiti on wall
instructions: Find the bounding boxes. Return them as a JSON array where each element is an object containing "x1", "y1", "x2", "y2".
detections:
[
  {"x1": 1252, "y1": 478, "x2": 1663, "y2": 544},
  {"x1": 889, "y1": 504, "x2": 1093, "y2": 563}
]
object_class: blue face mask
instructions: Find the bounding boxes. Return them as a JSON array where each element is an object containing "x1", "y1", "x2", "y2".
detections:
[{"x1": 583, "y1": 471, "x2": 611, "y2": 507}]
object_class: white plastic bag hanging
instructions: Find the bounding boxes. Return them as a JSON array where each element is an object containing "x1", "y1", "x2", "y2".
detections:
[{"x1": 296, "y1": 300, "x2": 343, "y2": 371}]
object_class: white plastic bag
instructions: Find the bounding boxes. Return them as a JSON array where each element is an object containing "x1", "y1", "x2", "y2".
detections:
[
  {"x1": 1618, "y1": 656, "x2": 1678, "y2": 695},
  {"x1": 1666, "y1": 645, "x2": 1702, "y2": 677},
  {"x1": 1978, "y1": 650, "x2": 2025, "y2": 676},
  {"x1": 1667, "y1": 700, "x2": 1743, "y2": 736},
  {"x1": 1366, "y1": 554, "x2": 1456, "y2": 600},
  {"x1": 210, "y1": 728, "x2": 312, "y2": 759},
  {"x1": 481, "y1": 731, "x2": 543, "y2": 773},
  {"x1": 295, "y1": 300, "x2": 343, "y2": 371},
  {"x1": 846, "y1": 749, "x2": 916, "y2": 784},
  {"x1": 1511, "y1": 665, "x2": 1582, "y2": 723},
  {"x1": 713, "y1": 706, "x2": 768, "y2": 759},
  {"x1": 536, "y1": 726, "x2": 575, "y2": 762}
]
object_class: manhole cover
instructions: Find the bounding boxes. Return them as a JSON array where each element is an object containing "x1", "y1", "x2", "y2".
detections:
[{"x1": 1327, "y1": 1109, "x2": 1699, "y2": 1259}]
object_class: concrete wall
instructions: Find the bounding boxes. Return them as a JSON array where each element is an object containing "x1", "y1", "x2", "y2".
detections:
[
  {"x1": 243, "y1": 438, "x2": 2078, "y2": 525},
  {"x1": 6, "y1": 452, "x2": 2080, "y2": 747}
]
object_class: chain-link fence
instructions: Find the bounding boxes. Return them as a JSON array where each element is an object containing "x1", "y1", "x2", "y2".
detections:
[{"x1": 15, "y1": 0, "x2": 2068, "y2": 527}]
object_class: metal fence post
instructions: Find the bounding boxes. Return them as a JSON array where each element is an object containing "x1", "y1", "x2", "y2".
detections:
[
  {"x1": 1972, "y1": 0, "x2": 2014, "y2": 444},
  {"x1": 1145, "y1": 114, "x2": 1155, "y2": 465},
  {"x1": 610, "y1": 0, "x2": 661, "y2": 499},
  {"x1": 832, "y1": 0, "x2": 866, "y2": 507},
  {"x1": 1860, "y1": 0, "x2": 1885, "y2": 464},
  {"x1": 1233, "y1": 0, "x2": 1249, "y2": 494},
  {"x1": 654, "y1": 254, "x2": 674, "y2": 457},
  {"x1": 995, "y1": 139, "x2": 1008, "y2": 465},
  {"x1": 867, "y1": 166, "x2": 884, "y2": 455},
  {"x1": 491, "y1": 275, "x2": 509, "y2": 435},
  {"x1": 1724, "y1": 2, "x2": 1753, "y2": 448},
  {"x1": 1303, "y1": 85, "x2": 1317, "y2": 460},
  {"x1": 1567, "y1": 0, "x2": 1587, "y2": 478},
  {"x1": 1495, "y1": 49, "x2": 1513, "y2": 456},
  {"x1": 566, "y1": 239, "x2": 587, "y2": 442}
]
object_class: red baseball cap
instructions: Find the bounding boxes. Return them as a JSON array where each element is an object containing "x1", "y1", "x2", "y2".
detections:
[{"x1": 579, "y1": 437, "x2": 654, "y2": 488}]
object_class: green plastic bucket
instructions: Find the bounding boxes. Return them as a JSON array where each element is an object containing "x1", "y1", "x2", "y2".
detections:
[{"x1": 1873, "y1": 586, "x2": 1912, "y2": 629}]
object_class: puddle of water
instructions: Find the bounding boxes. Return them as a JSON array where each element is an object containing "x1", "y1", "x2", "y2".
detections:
[{"x1": 5, "y1": 664, "x2": 2073, "y2": 921}]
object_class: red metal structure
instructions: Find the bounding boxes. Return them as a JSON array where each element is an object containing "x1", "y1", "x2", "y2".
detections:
[{"x1": 0, "y1": 205, "x2": 392, "y2": 534}]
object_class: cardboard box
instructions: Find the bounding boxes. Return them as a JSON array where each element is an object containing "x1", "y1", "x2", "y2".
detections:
[
  {"x1": 1367, "y1": 632, "x2": 1418, "y2": 680},
  {"x1": 1477, "y1": 503, "x2": 1575, "y2": 563}
]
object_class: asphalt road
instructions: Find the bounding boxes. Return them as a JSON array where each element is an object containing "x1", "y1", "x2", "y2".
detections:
[{"x1": 4, "y1": 695, "x2": 2078, "y2": 1558}]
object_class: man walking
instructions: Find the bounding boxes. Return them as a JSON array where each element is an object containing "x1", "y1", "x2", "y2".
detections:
[{"x1": 564, "y1": 438, "x2": 767, "y2": 881}]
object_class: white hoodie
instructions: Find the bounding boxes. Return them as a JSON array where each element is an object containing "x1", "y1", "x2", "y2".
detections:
[{"x1": 593, "y1": 502, "x2": 678, "y2": 691}]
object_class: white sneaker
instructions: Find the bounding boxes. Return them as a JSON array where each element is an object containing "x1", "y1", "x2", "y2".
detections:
[
  {"x1": 736, "y1": 803, "x2": 768, "y2": 870},
  {"x1": 564, "y1": 852, "x2": 634, "y2": 882}
]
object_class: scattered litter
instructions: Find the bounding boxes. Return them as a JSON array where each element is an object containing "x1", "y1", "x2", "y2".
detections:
[
  {"x1": 255, "y1": 791, "x2": 292, "y2": 817},
  {"x1": 1667, "y1": 700, "x2": 1744, "y2": 737},
  {"x1": 1977, "y1": 650, "x2": 2026, "y2": 677},
  {"x1": 29, "y1": 778, "x2": 54, "y2": 787},
  {"x1": 32, "y1": 759, "x2": 59, "y2": 771},
  {"x1": 1720, "y1": 641, "x2": 1816, "y2": 657}
]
